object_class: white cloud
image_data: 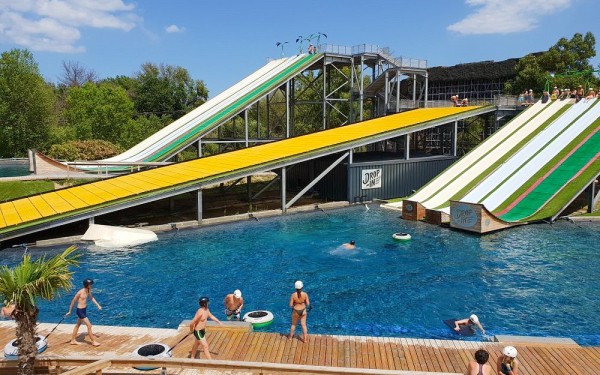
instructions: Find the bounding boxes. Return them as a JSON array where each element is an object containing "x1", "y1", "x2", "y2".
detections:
[
  {"x1": 448, "y1": 0, "x2": 572, "y2": 35},
  {"x1": 0, "y1": 0, "x2": 138, "y2": 53},
  {"x1": 165, "y1": 24, "x2": 184, "y2": 33}
]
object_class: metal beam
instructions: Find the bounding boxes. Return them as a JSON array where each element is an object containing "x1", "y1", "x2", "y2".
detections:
[
  {"x1": 197, "y1": 189, "x2": 203, "y2": 222},
  {"x1": 281, "y1": 167, "x2": 287, "y2": 213},
  {"x1": 285, "y1": 152, "x2": 349, "y2": 209}
]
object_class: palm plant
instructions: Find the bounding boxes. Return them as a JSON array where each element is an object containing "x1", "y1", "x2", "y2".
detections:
[
  {"x1": 315, "y1": 32, "x2": 327, "y2": 51},
  {"x1": 295, "y1": 35, "x2": 305, "y2": 53},
  {"x1": 0, "y1": 246, "x2": 79, "y2": 375},
  {"x1": 276, "y1": 41, "x2": 288, "y2": 57}
]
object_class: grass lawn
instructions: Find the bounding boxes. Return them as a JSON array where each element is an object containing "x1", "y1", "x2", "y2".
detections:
[{"x1": 0, "y1": 181, "x2": 55, "y2": 201}]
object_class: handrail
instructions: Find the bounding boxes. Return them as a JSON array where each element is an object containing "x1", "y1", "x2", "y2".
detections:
[{"x1": 0, "y1": 355, "x2": 463, "y2": 375}]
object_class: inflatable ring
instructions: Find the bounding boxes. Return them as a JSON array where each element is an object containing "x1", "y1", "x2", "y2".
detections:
[
  {"x1": 132, "y1": 343, "x2": 172, "y2": 371},
  {"x1": 392, "y1": 232, "x2": 411, "y2": 241},
  {"x1": 4, "y1": 335, "x2": 48, "y2": 359},
  {"x1": 243, "y1": 310, "x2": 274, "y2": 328}
]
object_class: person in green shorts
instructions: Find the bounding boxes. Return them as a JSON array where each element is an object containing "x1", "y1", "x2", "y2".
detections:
[{"x1": 189, "y1": 297, "x2": 223, "y2": 359}]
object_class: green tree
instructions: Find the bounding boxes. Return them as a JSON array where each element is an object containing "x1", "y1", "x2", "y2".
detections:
[
  {"x1": 133, "y1": 63, "x2": 208, "y2": 119},
  {"x1": 65, "y1": 82, "x2": 134, "y2": 145},
  {"x1": 0, "y1": 246, "x2": 79, "y2": 375},
  {"x1": 511, "y1": 32, "x2": 597, "y2": 93},
  {"x1": 0, "y1": 49, "x2": 56, "y2": 157}
]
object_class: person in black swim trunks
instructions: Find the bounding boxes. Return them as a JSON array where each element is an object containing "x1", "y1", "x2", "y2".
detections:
[
  {"x1": 66, "y1": 279, "x2": 102, "y2": 346},
  {"x1": 190, "y1": 297, "x2": 223, "y2": 359},
  {"x1": 288, "y1": 280, "x2": 310, "y2": 342}
]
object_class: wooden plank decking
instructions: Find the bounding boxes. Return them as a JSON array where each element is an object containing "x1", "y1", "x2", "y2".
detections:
[{"x1": 0, "y1": 321, "x2": 598, "y2": 374}]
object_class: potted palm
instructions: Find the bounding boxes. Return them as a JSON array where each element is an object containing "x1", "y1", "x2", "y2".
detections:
[{"x1": 0, "y1": 246, "x2": 79, "y2": 375}]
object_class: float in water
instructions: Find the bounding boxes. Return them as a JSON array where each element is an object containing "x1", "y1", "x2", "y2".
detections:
[
  {"x1": 392, "y1": 232, "x2": 412, "y2": 241},
  {"x1": 243, "y1": 310, "x2": 274, "y2": 328},
  {"x1": 4, "y1": 335, "x2": 48, "y2": 359},
  {"x1": 132, "y1": 343, "x2": 172, "y2": 370}
]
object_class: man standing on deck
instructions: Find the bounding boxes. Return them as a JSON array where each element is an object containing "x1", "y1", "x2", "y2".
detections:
[
  {"x1": 66, "y1": 279, "x2": 102, "y2": 346},
  {"x1": 190, "y1": 297, "x2": 223, "y2": 360},
  {"x1": 224, "y1": 289, "x2": 244, "y2": 320}
]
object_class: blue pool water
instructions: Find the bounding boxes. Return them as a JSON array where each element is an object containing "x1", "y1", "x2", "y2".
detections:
[
  {"x1": 0, "y1": 160, "x2": 29, "y2": 177},
  {"x1": 1, "y1": 206, "x2": 599, "y2": 345}
]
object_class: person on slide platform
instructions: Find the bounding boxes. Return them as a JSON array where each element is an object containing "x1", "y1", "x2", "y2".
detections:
[{"x1": 454, "y1": 314, "x2": 485, "y2": 335}]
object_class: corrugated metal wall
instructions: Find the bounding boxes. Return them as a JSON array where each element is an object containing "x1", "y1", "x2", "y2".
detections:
[
  {"x1": 286, "y1": 154, "x2": 456, "y2": 202},
  {"x1": 347, "y1": 157, "x2": 456, "y2": 202}
]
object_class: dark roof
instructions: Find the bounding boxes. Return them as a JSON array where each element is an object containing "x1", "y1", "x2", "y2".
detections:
[{"x1": 428, "y1": 58, "x2": 520, "y2": 82}]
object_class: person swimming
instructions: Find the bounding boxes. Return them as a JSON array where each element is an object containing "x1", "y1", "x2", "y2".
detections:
[{"x1": 342, "y1": 240, "x2": 356, "y2": 250}]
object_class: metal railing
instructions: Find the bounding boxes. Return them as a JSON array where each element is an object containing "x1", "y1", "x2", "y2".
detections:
[{"x1": 321, "y1": 44, "x2": 427, "y2": 69}]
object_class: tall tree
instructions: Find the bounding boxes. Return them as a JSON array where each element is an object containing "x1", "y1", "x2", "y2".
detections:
[
  {"x1": 511, "y1": 32, "x2": 597, "y2": 93},
  {"x1": 0, "y1": 246, "x2": 79, "y2": 375},
  {"x1": 59, "y1": 61, "x2": 98, "y2": 88},
  {"x1": 65, "y1": 82, "x2": 135, "y2": 145},
  {"x1": 133, "y1": 63, "x2": 208, "y2": 119},
  {"x1": 0, "y1": 49, "x2": 56, "y2": 157}
]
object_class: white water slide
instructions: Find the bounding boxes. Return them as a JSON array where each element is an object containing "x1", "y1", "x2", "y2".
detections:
[
  {"x1": 462, "y1": 99, "x2": 600, "y2": 212},
  {"x1": 410, "y1": 99, "x2": 567, "y2": 210},
  {"x1": 80, "y1": 54, "x2": 317, "y2": 167}
]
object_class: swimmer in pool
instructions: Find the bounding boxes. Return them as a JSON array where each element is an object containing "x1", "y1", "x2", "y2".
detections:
[
  {"x1": 342, "y1": 240, "x2": 356, "y2": 250},
  {"x1": 454, "y1": 314, "x2": 485, "y2": 335}
]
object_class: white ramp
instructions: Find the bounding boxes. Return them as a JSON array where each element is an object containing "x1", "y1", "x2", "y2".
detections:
[
  {"x1": 409, "y1": 100, "x2": 547, "y2": 205},
  {"x1": 462, "y1": 99, "x2": 595, "y2": 207},
  {"x1": 82, "y1": 224, "x2": 158, "y2": 248},
  {"x1": 479, "y1": 98, "x2": 600, "y2": 212},
  {"x1": 420, "y1": 99, "x2": 570, "y2": 209}
]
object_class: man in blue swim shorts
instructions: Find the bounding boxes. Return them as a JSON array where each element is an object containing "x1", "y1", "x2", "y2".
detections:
[{"x1": 66, "y1": 279, "x2": 102, "y2": 346}]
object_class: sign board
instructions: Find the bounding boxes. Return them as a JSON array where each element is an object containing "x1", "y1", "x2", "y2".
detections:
[{"x1": 361, "y1": 168, "x2": 382, "y2": 189}]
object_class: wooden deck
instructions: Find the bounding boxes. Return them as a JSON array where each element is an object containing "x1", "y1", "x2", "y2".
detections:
[{"x1": 0, "y1": 321, "x2": 598, "y2": 374}]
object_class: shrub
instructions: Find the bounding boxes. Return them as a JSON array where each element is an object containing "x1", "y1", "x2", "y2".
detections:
[{"x1": 48, "y1": 140, "x2": 123, "y2": 161}]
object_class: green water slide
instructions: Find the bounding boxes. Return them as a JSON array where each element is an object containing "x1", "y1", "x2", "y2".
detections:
[
  {"x1": 499, "y1": 122, "x2": 600, "y2": 222},
  {"x1": 87, "y1": 53, "x2": 322, "y2": 168}
]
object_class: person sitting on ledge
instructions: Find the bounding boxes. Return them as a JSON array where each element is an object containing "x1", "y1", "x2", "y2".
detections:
[{"x1": 450, "y1": 95, "x2": 460, "y2": 107}]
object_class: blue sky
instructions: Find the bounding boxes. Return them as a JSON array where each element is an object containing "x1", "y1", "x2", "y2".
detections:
[{"x1": 0, "y1": 0, "x2": 598, "y2": 97}]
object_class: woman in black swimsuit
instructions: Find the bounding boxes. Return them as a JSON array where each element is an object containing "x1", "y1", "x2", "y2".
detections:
[{"x1": 288, "y1": 280, "x2": 310, "y2": 342}]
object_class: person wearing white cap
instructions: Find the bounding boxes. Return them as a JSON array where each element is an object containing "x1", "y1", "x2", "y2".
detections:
[
  {"x1": 453, "y1": 314, "x2": 485, "y2": 335},
  {"x1": 497, "y1": 346, "x2": 519, "y2": 375},
  {"x1": 288, "y1": 280, "x2": 310, "y2": 342},
  {"x1": 223, "y1": 289, "x2": 244, "y2": 321}
]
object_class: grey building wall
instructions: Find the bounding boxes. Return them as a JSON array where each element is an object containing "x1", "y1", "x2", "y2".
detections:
[{"x1": 286, "y1": 155, "x2": 456, "y2": 202}]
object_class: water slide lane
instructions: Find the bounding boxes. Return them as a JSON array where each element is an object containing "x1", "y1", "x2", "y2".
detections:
[
  {"x1": 479, "y1": 99, "x2": 599, "y2": 213},
  {"x1": 421, "y1": 100, "x2": 568, "y2": 210},
  {"x1": 461, "y1": 99, "x2": 590, "y2": 206},
  {"x1": 0, "y1": 107, "x2": 477, "y2": 233},
  {"x1": 102, "y1": 57, "x2": 292, "y2": 162},
  {"x1": 500, "y1": 123, "x2": 600, "y2": 222},
  {"x1": 103, "y1": 54, "x2": 321, "y2": 164},
  {"x1": 408, "y1": 100, "x2": 547, "y2": 204},
  {"x1": 147, "y1": 54, "x2": 322, "y2": 162}
]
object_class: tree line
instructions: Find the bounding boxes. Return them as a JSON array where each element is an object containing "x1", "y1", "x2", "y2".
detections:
[
  {"x1": 0, "y1": 32, "x2": 597, "y2": 160},
  {"x1": 0, "y1": 50, "x2": 208, "y2": 159}
]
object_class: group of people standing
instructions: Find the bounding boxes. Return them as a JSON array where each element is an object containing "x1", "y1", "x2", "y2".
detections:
[
  {"x1": 3, "y1": 279, "x2": 520, "y2": 373},
  {"x1": 187, "y1": 280, "x2": 310, "y2": 359}
]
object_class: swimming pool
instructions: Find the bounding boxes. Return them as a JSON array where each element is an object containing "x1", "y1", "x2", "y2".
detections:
[
  {"x1": 0, "y1": 160, "x2": 29, "y2": 177},
  {"x1": 1, "y1": 206, "x2": 598, "y2": 345}
]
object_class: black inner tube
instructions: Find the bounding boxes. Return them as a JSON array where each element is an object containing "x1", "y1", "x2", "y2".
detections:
[
  {"x1": 11, "y1": 337, "x2": 41, "y2": 347},
  {"x1": 248, "y1": 311, "x2": 268, "y2": 318},
  {"x1": 137, "y1": 344, "x2": 166, "y2": 356}
]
